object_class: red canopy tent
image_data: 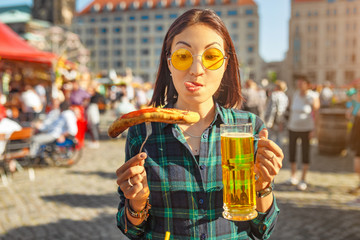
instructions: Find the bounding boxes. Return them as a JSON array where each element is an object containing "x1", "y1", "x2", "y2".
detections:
[{"x1": 0, "y1": 21, "x2": 56, "y2": 65}]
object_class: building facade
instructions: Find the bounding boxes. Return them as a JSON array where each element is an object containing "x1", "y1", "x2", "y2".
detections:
[
  {"x1": 286, "y1": 0, "x2": 360, "y2": 88},
  {"x1": 32, "y1": 0, "x2": 76, "y2": 26},
  {"x1": 72, "y1": 0, "x2": 262, "y2": 82}
]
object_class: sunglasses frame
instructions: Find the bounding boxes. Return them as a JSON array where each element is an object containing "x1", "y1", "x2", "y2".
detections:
[{"x1": 168, "y1": 48, "x2": 228, "y2": 71}]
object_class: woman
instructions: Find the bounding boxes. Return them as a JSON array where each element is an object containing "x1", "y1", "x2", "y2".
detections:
[
  {"x1": 115, "y1": 9, "x2": 283, "y2": 239},
  {"x1": 287, "y1": 76, "x2": 320, "y2": 191}
]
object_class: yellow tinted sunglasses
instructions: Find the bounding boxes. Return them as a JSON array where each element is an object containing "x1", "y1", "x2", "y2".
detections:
[{"x1": 168, "y1": 48, "x2": 228, "y2": 71}]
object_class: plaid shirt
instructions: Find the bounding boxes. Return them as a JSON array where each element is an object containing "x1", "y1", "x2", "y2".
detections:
[{"x1": 117, "y1": 103, "x2": 280, "y2": 240}]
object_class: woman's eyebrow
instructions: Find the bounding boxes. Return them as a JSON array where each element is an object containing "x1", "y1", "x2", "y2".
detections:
[
  {"x1": 204, "y1": 42, "x2": 221, "y2": 49},
  {"x1": 174, "y1": 41, "x2": 221, "y2": 49},
  {"x1": 175, "y1": 41, "x2": 191, "y2": 47}
]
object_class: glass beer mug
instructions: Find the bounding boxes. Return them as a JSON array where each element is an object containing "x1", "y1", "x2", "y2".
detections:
[{"x1": 220, "y1": 123, "x2": 258, "y2": 221}]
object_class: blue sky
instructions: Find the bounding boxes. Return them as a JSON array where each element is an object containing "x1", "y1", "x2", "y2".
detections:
[{"x1": 0, "y1": 0, "x2": 290, "y2": 62}]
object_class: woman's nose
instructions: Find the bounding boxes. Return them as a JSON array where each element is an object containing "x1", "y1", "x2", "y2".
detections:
[{"x1": 189, "y1": 55, "x2": 205, "y2": 75}]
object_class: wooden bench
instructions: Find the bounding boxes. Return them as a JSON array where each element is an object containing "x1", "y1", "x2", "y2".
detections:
[{"x1": 1, "y1": 127, "x2": 35, "y2": 185}]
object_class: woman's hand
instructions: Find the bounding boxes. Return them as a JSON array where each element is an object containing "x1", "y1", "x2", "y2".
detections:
[
  {"x1": 255, "y1": 129, "x2": 283, "y2": 191},
  {"x1": 116, "y1": 153, "x2": 149, "y2": 210}
]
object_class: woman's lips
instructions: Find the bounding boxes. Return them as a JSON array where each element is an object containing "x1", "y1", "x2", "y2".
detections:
[{"x1": 184, "y1": 81, "x2": 203, "y2": 92}]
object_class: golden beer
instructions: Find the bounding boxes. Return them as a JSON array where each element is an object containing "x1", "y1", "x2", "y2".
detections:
[{"x1": 220, "y1": 131, "x2": 258, "y2": 221}]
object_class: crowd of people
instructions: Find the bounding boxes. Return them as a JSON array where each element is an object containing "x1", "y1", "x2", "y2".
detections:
[{"x1": 0, "y1": 77, "x2": 154, "y2": 172}]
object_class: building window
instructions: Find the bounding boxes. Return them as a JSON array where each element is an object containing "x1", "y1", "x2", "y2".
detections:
[
  {"x1": 345, "y1": 71, "x2": 354, "y2": 83},
  {"x1": 101, "y1": 27, "x2": 107, "y2": 33},
  {"x1": 76, "y1": 18, "x2": 84, "y2": 24},
  {"x1": 216, "y1": 11, "x2": 221, "y2": 16},
  {"x1": 248, "y1": 46, "x2": 254, "y2": 53},
  {"x1": 169, "y1": 13, "x2": 178, "y2": 19},
  {"x1": 141, "y1": 38, "x2": 149, "y2": 44},
  {"x1": 141, "y1": 49, "x2": 150, "y2": 55},
  {"x1": 129, "y1": 16, "x2": 136, "y2": 21},
  {"x1": 127, "y1": 61, "x2": 136, "y2": 68},
  {"x1": 155, "y1": 14, "x2": 163, "y2": 19},
  {"x1": 295, "y1": 11, "x2": 300, "y2": 17},
  {"x1": 247, "y1": 21, "x2": 254, "y2": 28},
  {"x1": 100, "y1": 61, "x2": 108, "y2": 68},
  {"x1": 101, "y1": 17, "x2": 109, "y2": 22},
  {"x1": 114, "y1": 61, "x2": 123, "y2": 68},
  {"x1": 141, "y1": 15, "x2": 149, "y2": 20},
  {"x1": 328, "y1": 0, "x2": 336, "y2": 2},
  {"x1": 85, "y1": 39, "x2": 94, "y2": 46},
  {"x1": 155, "y1": 37, "x2": 163, "y2": 44},
  {"x1": 228, "y1": 10, "x2": 238, "y2": 16},
  {"x1": 231, "y1": 34, "x2": 238, "y2": 41},
  {"x1": 141, "y1": 26, "x2": 150, "y2": 32},
  {"x1": 245, "y1": 9, "x2": 254, "y2": 15},
  {"x1": 114, "y1": 50, "x2": 122, "y2": 56},
  {"x1": 114, "y1": 16, "x2": 122, "y2": 21},
  {"x1": 231, "y1": 22, "x2": 238, "y2": 29},
  {"x1": 86, "y1": 28, "x2": 95, "y2": 34},
  {"x1": 126, "y1": 49, "x2": 136, "y2": 56},
  {"x1": 99, "y1": 50, "x2": 108, "y2": 57},
  {"x1": 126, "y1": 38, "x2": 136, "y2": 44},
  {"x1": 90, "y1": 18, "x2": 96, "y2": 23},
  {"x1": 100, "y1": 39, "x2": 108, "y2": 45},
  {"x1": 113, "y1": 38, "x2": 122, "y2": 44},
  {"x1": 113, "y1": 27, "x2": 122, "y2": 33},
  {"x1": 247, "y1": 33, "x2": 254, "y2": 41},
  {"x1": 127, "y1": 26, "x2": 136, "y2": 33},
  {"x1": 155, "y1": 25, "x2": 164, "y2": 32},
  {"x1": 140, "y1": 60, "x2": 150, "y2": 67},
  {"x1": 155, "y1": 48, "x2": 162, "y2": 56}
]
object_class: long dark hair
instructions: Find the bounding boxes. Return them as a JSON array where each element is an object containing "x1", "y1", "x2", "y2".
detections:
[{"x1": 149, "y1": 8, "x2": 243, "y2": 109}]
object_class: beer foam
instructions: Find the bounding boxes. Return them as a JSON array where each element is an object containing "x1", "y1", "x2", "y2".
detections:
[{"x1": 221, "y1": 132, "x2": 253, "y2": 138}]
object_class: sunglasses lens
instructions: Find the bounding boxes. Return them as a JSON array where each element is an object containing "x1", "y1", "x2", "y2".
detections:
[
  {"x1": 202, "y1": 48, "x2": 225, "y2": 70},
  {"x1": 171, "y1": 49, "x2": 193, "y2": 71}
]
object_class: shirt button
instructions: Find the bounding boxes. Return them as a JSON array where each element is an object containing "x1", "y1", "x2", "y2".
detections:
[
  {"x1": 199, "y1": 198, "x2": 204, "y2": 205},
  {"x1": 203, "y1": 134, "x2": 208, "y2": 139},
  {"x1": 200, "y1": 233, "x2": 206, "y2": 239},
  {"x1": 200, "y1": 164, "x2": 206, "y2": 170}
]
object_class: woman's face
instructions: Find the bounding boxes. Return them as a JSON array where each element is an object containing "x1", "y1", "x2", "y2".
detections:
[{"x1": 168, "y1": 24, "x2": 227, "y2": 108}]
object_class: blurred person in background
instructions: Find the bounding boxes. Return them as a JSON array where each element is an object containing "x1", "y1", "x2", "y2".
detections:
[
  {"x1": 346, "y1": 86, "x2": 360, "y2": 196},
  {"x1": 30, "y1": 101, "x2": 78, "y2": 158},
  {"x1": 20, "y1": 84, "x2": 43, "y2": 122},
  {"x1": 70, "y1": 80, "x2": 90, "y2": 107},
  {"x1": 242, "y1": 79, "x2": 260, "y2": 115},
  {"x1": 287, "y1": 75, "x2": 320, "y2": 191},
  {"x1": 33, "y1": 98, "x2": 61, "y2": 133},
  {"x1": 0, "y1": 104, "x2": 22, "y2": 172},
  {"x1": 264, "y1": 80, "x2": 289, "y2": 147},
  {"x1": 86, "y1": 83, "x2": 102, "y2": 149},
  {"x1": 34, "y1": 81, "x2": 47, "y2": 113},
  {"x1": 319, "y1": 81, "x2": 334, "y2": 109}
]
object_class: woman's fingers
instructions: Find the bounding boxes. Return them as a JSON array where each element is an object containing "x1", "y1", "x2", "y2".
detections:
[
  {"x1": 116, "y1": 152, "x2": 147, "y2": 176},
  {"x1": 116, "y1": 165, "x2": 146, "y2": 185}
]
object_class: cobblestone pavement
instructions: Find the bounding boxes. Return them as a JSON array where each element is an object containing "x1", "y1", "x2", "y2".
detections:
[{"x1": 1, "y1": 130, "x2": 360, "y2": 239}]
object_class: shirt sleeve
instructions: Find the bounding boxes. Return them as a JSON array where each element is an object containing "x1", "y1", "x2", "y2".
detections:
[
  {"x1": 116, "y1": 126, "x2": 149, "y2": 238},
  {"x1": 250, "y1": 194, "x2": 280, "y2": 240},
  {"x1": 116, "y1": 187, "x2": 148, "y2": 239}
]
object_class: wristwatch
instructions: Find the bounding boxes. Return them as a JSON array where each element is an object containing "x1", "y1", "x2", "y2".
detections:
[{"x1": 256, "y1": 182, "x2": 274, "y2": 198}]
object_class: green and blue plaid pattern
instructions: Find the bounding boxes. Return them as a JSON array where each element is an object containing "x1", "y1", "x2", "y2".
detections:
[{"x1": 117, "y1": 103, "x2": 280, "y2": 240}]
